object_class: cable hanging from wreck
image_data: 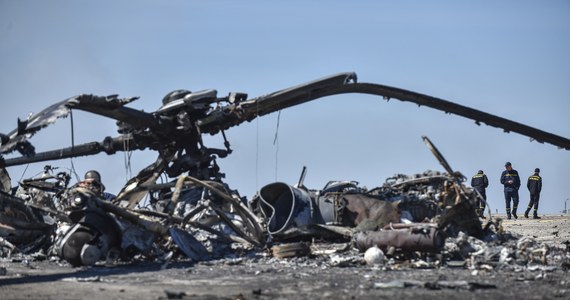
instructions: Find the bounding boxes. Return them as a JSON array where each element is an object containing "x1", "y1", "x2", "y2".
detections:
[
  {"x1": 273, "y1": 110, "x2": 281, "y2": 182},
  {"x1": 68, "y1": 110, "x2": 80, "y2": 182}
]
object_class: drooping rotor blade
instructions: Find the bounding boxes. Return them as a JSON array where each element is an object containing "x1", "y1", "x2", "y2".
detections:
[
  {"x1": 198, "y1": 75, "x2": 570, "y2": 150},
  {"x1": 314, "y1": 83, "x2": 570, "y2": 150}
]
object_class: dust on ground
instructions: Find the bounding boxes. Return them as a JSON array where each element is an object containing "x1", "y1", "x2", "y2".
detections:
[
  {"x1": 1, "y1": 215, "x2": 569, "y2": 300},
  {"x1": 500, "y1": 214, "x2": 570, "y2": 247}
]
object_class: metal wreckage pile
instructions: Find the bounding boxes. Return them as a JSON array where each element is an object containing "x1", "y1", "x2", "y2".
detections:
[{"x1": 1, "y1": 73, "x2": 569, "y2": 273}]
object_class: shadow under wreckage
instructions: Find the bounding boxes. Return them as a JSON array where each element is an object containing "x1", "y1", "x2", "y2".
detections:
[{"x1": 1, "y1": 72, "x2": 569, "y2": 268}]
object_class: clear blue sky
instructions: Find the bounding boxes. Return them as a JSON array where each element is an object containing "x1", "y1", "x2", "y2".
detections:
[{"x1": 1, "y1": 0, "x2": 569, "y2": 214}]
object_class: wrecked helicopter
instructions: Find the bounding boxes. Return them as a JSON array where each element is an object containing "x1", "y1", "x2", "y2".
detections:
[{"x1": 1, "y1": 72, "x2": 569, "y2": 266}]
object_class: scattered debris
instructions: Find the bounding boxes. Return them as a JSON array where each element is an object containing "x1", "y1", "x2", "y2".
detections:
[
  {"x1": 271, "y1": 242, "x2": 311, "y2": 259},
  {"x1": 363, "y1": 246, "x2": 385, "y2": 265},
  {"x1": 373, "y1": 279, "x2": 497, "y2": 290}
]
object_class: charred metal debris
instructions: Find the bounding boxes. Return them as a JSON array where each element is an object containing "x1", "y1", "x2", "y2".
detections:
[{"x1": 1, "y1": 73, "x2": 569, "y2": 270}]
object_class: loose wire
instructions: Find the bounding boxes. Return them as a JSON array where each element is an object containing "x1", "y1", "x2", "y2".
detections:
[
  {"x1": 273, "y1": 110, "x2": 281, "y2": 181},
  {"x1": 68, "y1": 110, "x2": 80, "y2": 182}
]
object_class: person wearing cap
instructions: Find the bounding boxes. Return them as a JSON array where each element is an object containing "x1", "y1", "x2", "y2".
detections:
[
  {"x1": 525, "y1": 168, "x2": 542, "y2": 219},
  {"x1": 471, "y1": 170, "x2": 489, "y2": 218},
  {"x1": 78, "y1": 170, "x2": 116, "y2": 201},
  {"x1": 500, "y1": 162, "x2": 521, "y2": 219}
]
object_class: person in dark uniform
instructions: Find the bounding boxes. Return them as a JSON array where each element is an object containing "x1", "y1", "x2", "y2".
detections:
[
  {"x1": 470, "y1": 170, "x2": 489, "y2": 218},
  {"x1": 525, "y1": 168, "x2": 542, "y2": 219},
  {"x1": 78, "y1": 170, "x2": 117, "y2": 201},
  {"x1": 500, "y1": 162, "x2": 521, "y2": 220}
]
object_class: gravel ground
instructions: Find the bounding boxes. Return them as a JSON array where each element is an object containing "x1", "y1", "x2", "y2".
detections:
[
  {"x1": 500, "y1": 214, "x2": 570, "y2": 247},
  {"x1": 1, "y1": 215, "x2": 569, "y2": 300}
]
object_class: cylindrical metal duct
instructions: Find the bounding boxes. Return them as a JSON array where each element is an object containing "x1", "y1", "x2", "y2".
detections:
[{"x1": 258, "y1": 182, "x2": 313, "y2": 235}]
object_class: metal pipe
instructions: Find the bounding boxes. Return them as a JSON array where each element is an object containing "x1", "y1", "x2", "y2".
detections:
[{"x1": 353, "y1": 227, "x2": 445, "y2": 253}]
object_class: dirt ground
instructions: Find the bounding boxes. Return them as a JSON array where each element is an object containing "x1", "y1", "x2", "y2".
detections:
[
  {"x1": 500, "y1": 214, "x2": 570, "y2": 247},
  {"x1": 1, "y1": 215, "x2": 569, "y2": 300}
]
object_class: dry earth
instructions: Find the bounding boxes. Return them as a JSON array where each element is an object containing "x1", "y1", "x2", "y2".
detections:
[
  {"x1": 1, "y1": 215, "x2": 569, "y2": 300},
  {"x1": 500, "y1": 214, "x2": 570, "y2": 247}
]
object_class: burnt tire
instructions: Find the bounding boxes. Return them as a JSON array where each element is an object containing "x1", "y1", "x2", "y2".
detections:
[{"x1": 61, "y1": 230, "x2": 94, "y2": 267}]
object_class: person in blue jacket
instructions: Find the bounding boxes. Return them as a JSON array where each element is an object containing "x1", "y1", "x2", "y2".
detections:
[{"x1": 500, "y1": 162, "x2": 521, "y2": 219}]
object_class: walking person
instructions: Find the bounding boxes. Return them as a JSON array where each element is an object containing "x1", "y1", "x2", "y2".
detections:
[
  {"x1": 500, "y1": 162, "x2": 521, "y2": 219},
  {"x1": 471, "y1": 170, "x2": 489, "y2": 218},
  {"x1": 525, "y1": 168, "x2": 542, "y2": 219}
]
